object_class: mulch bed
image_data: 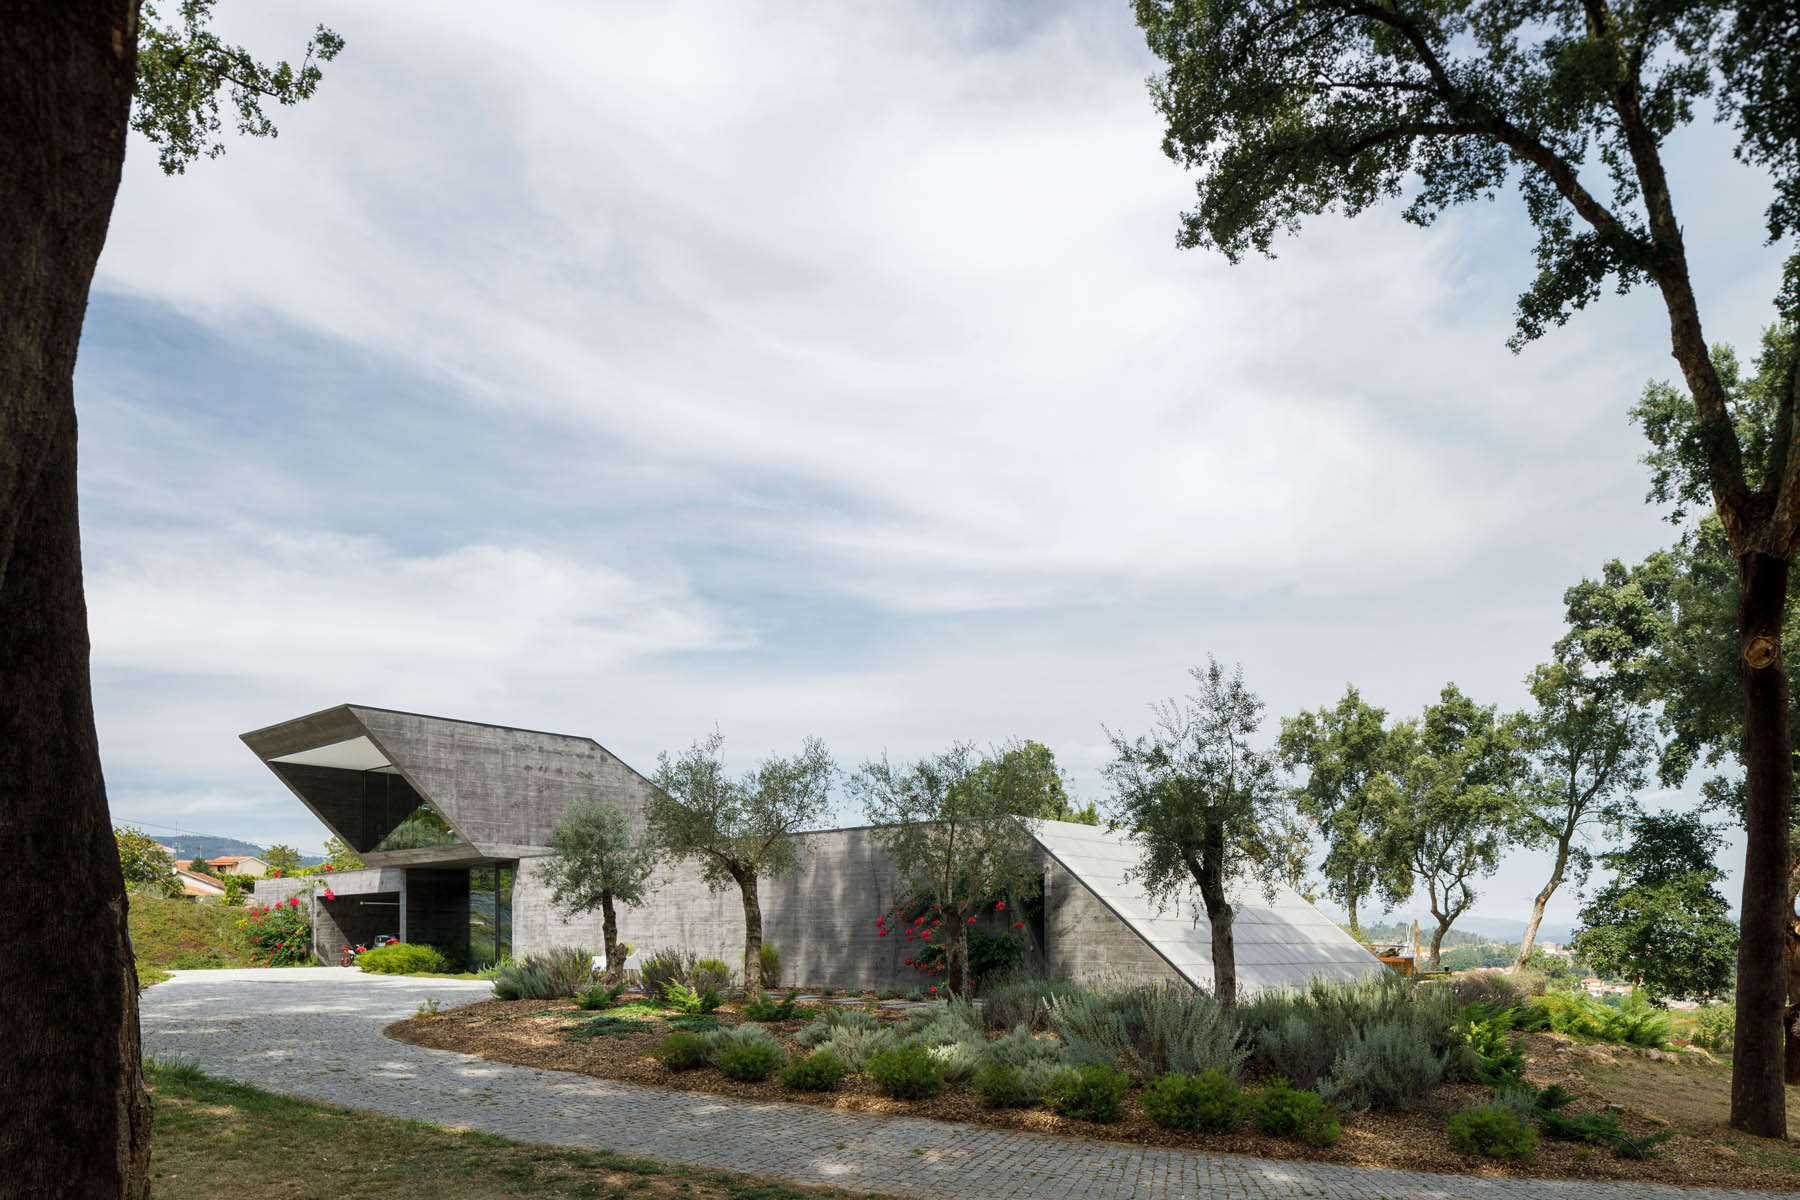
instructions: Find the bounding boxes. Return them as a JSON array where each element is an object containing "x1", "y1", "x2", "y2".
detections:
[{"x1": 387, "y1": 996, "x2": 1797, "y2": 1192}]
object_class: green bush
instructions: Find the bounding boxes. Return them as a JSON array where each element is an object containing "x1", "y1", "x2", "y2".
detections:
[
  {"x1": 779, "y1": 1050, "x2": 847, "y2": 1091},
  {"x1": 794, "y1": 1007, "x2": 878, "y2": 1048},
  {"x1": 744, "y1": 989, "x2": 804, "y2": 1022},
  {"x1": 760, "y1": 942, "x2": 781, "y2": 988},
  {"x1": 1690, "y1": 1003, "x2": 1734, "y2": 1052},
  {"x1": 357, "y1": 943, "x2": 451, "y2": 975},
  {"x1": 1458, "y1": 1004, "x2": 1526, "y2": 1085},
  {"x1": 867, "y1": 1044, "x2": 946, "y2": 1099},
  {"x1": 1048, "y1": 982, "x2": 1243, "y2": 1078},
  {"x1": 691, "y1": 958, "x2": 735, "y2": 994},
  {"x1": 1241, "y1": 974, "x2": 1462, "y2": 1089},
  {"x1": 1251, "y1": 1013, "x2": 1338, "y2": 1091},
  {"x1": 1251, "y1": 1079, "x2": 1341, "y2": 1147},
  {"x1": 639, "y1": 948, "x2": 695, "y2": 996},
  {"x1": 663, "y1": 980, "x2": 723, "y2": 1015},
  {"x1": 1448, "y1": 968, "x2": 1527, "y2": 1008},
  {"x1": 973, "y1": 1060, "x2": 1035, "y2": 1108},
  {"x1": 652, "y1": 1032, "x2": 710, "y2": 1071},
  {"x1": 1531, "y1": 991, "x2": 1670, "y2": 1049},
  {"x1": 924, "y1": 1040, "x2": 983, "y2": 1084},
  {"x1": 1446, "y1": 1103, "x2": 1538, "y2": 1160},
  {"x1": 1043, "y1": 1064, "x2": 1130, "y2": 1123},
  {"x1": 566, "y1": 1014, "x2": 656, "y2": 1042},
  {"x1": 1140, "y1": 1069, "x2": 1243, "y2": 1133},
  {"x1": 979, "y1": 975, "x2": 1081, "y2": 1033},
  {"x1": 713, "y1": 1036, "x2": 786, "y2": 1082},
  {"x1": 240, "y1": 900, "x2": 314, "y2": 967},
  {"x1": 982, "y1": 1025, "x2": 1069, "y2": 1073},
  {"x1": 489, "y1": 946, "x2": 595, "y2": 1000},
  {"x1": 820, "y1": 1024, "x2": 900, "y2": 1072},
  {"x1": 576, "y1": 981, "x2": 628, "y2": 1011}
]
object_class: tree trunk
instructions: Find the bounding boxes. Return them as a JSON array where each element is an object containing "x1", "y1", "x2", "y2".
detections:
[
  {"x1": 600, "y1": 889, "x2": 620, "y2": 983},
  {"x1": 1345, "y1": 892, "x2": 1360, "y2": 937},
  {"x1": 1785, "y1": 847, "x2": 1800, "y2": 1085},
  {"x1": 1515, "y1": 838, "x2": 1570, "y2": 968},
  {"x1": 738, "y1": 872, "x2": 763, "y2": 995},
  {"x1": 1732, "y1": 551, "x2": 1793, "y2": 1137},
  {"x1": 945, "y1": 915, "x2": 970, "y2": 997},
  {"x1": 1193, "y1": 827, "x2": 1236, "y2": 1018},
  {"x1": 1, "y1": 4, "x2": 151, "y2": 1196}
]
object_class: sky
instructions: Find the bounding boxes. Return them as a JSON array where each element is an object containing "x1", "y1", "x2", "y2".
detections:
[{"x1": 81, "y1": 0, "x2": 1792, "y2": 934}]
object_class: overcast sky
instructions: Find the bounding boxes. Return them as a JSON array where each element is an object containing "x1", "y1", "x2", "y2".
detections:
[{"x1": 82, "y1": 1, "x2": 1791, "y2": 933}]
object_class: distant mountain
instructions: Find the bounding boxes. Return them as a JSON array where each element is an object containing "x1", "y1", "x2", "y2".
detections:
[
  {"x1": 1357, "y1": 914, "x2": 1576, "y2": 946},
  {"x1": 156, "y1": 835, "x2": 322, "y2": 867}
]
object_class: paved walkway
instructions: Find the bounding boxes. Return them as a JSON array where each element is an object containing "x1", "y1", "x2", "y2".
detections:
[{"x1": 140, "y1": 971, "x2": 1780, "y2": 1199}]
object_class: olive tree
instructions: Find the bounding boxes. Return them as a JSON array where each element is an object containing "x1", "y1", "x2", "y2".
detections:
[
  {"x1": 1134, "y1": 0, "x2": 1797, "y2": 1133},
  {"x1": 647, "y1": 731, "x2": 834, "y2": 994},
  {"x1": 1104, "y1": 658, "x2": 1283, "y2": 1017},
  {"x1": 538, "y1": 798, "x2": 658, "y2": 981}
]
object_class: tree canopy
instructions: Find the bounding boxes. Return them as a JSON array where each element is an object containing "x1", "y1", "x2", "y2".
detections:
[
  {"x1": 539, "y1": 798, "x2": 657, "y2": 978},
  {"x1": 114, "y1": 827, "x2": 179, "y2": 898}
]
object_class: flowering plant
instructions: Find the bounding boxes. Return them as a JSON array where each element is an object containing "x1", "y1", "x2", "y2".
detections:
[{"x1": 238, "y1": 897, "x2": 313, "y2": 966}]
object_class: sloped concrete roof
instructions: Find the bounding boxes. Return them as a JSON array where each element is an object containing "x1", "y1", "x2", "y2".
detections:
[{"x1": 1029, "y1": 818, "x2": 1380, "y2": 994}]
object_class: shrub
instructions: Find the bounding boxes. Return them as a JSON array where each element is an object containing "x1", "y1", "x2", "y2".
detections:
[
  {"x1": 819, "y1": 1024, "x2": 901, "y2": 1072},
  {"x1": 1448, "y1": 968, "x2": 1526, "y2": 1008},
  {"x1": 1251, "y1": 1013, "x2": 1338, "y2": 1091},
  {"x1": 973, "y1": 1060, "x2": 1034, "y2": 1108},
  {"x1": 652, "y1": 1033, "x2": 710, "y2": 1071},
  {"x1": 867, "y1": 1044, "x2": 946, "y2": 1099},
  {"x1": 664, "y1": 980, "x2": 723, "y2": 1015},
  {"x1": 1251, "y1": 1079, "x2": 1341, "y2": 1147},
  {"x1": 1531, "y1": 990, "x2": 1670, "y2": 1049},
  {"x1": 1537, "y1": 1107, "x2": 1673, "y2": 1159},
  {"x1": 780, "y1": 1050, "x2": 847, "y2": 1091},
  {"x1": 1241, "y1": 974, "x2": 1462, "y2": 1087},
  {"x1": 1048, "y1": 982, "x2": 1243, "y2": 1078},
  {"x1": 639, "y1": 947, "x2": 695, "y2": 996},
  {"x1": 924, "y1": 1040, "x2": 983, "y2": 1084},
  {"x1": 983, "y1": 1025, "x2": 1068, "y2": 1073},
  {"x1": 743, "y1": 988, "x2": 804, "y2": 1022},
  {"x1": 1457, "y1": 1004, "x2": 1526, "y2": 1086},
  {"x1": 1446, "y1": 1103, "x2": 1538, "y2": 1160},
  {"x1": 357, "y1": 943, "x2": 451, "y2": 975},
  {"x1": 712, "y1": 1032, "x2": 787, "y2": 1082},
  {"x1": 1140, "y1": 1069, "x2": 1244, "y2": 1133},
  {"x1": 760, "y1": 942, "x2": 781, "y2": 988},
  {"x1": 566, "y1": 1014, "x2": 657, "y2": 1041},
  {"x1": 691, "y1": 958, "x2": 735, "y2": 994},
  {"x1": 576, "y1": 981, "x2": 628, "y2": 1011},
  {"x1": 1043, "y1": 1064, "x2": 1130, "y2": 1123},
  {"x1": 979, "y1": 975, "x2": 1081, "y2": 1033},
  {"x1": 1691, "y1": 1003, "x2": 1734, "y2": 1052},
  {"x1": 489, "y1": 946, "x2": 596, "y2": 999},
  {"x1": 239, "y1": 900, "x2": 313, "y2": 967},
  {"x1": 794, "y1": 1007, "x2": 878, "y2": 1048}
]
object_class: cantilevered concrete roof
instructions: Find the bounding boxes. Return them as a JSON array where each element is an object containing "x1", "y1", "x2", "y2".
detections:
[{"x1": 1030, "y1": 818, "x2": 1380, "y2": 994}]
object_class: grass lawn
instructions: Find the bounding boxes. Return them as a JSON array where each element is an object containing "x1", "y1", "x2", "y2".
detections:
[
  {"x1": 146, "y1": 1058, "x2": 884, "y2": 1200},
  {"x1": 130, "y1": 894, "x2": 255, "y2": 987}
]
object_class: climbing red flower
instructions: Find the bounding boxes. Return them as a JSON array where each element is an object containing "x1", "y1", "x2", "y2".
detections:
[
  {"x1": 995, "y1": 901, "x2": 1006, "y2": 911},
  {"x1": 323, "y1": 888, "x2": 336, "y2": 900},
  {"x1": 967, "y1": 916, "x2": 976, "y2": 924},
  {"x1": 1012, "y1": 921, "x2": 1025, "y2": 929}
]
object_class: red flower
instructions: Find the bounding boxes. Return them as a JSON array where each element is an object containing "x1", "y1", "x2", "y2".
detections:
[
  {"x1": 270, "y1": 869, "x2": 282, "y2": 878},
  {"x1": 1012, "y1": 921, "x2": 1025, "y2": 929},
  {"x1": 288, "y1": 896, "x2": 300, "y2": 907},
  {"x1": 929, "y1": 986, "x2": 937, "y2": 994},
  {"x1": 877, "y1": 930, "x2": 887, "y2": 937},
  {"x1": 967, "y1": 916, "x2": 976, "y2": 924},
  {"x1": 996, "y1": 901, "x2": 1006, "y2": 911},
  {"x1": 323, "y1": 888, "x2": 336, "y2": 900}
]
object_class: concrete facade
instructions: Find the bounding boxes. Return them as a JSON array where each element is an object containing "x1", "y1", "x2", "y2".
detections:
[{"x1": 243, "y1": 705, "x2": 1379, "y2": 991}]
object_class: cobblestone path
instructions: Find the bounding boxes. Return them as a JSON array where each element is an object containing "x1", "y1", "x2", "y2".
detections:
[{"x1": 139, "y1": 970, "x2": 1781, "y2": 1200}]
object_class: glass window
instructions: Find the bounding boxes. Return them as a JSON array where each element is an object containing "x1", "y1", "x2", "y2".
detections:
[
  {"x1": 371, "y1": 799, "x2": 462, "y2": 852},
  {"x1": 469, "y1": 863, "x2": 513, "y2": 966}
]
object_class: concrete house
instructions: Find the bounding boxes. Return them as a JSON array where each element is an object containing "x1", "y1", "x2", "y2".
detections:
[{"x1": 245, "y1": 705, "x2": 1380, "y2": 992}]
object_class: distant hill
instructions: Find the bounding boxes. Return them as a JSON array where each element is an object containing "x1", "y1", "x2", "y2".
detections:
[
  {"x1": 1355, "y1": 916, "x2": 1576, "y2": 947},
  {"x1": 155, "y1": 835, "x2": 323, "y2": 867}
]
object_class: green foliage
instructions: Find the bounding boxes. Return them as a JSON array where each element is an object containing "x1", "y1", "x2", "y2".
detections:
[
  {"x1": 662, "y1": 980, "x2": 723, "y2": 1015},
  {"x1": 538, "y1": 798, "x2": 656, "y2": 968},
  {"x1": 322, "y1": 836, "x2": 364, "y2": 871},
  {"x1": 742, "y1": 988, "x2": 804, "y2": 1022},
  {"x1": 817, "y1": 1025, "x2": 901, "y2": 1073},
  {"x1": 1251, "y1": 1080, "x2": 1341, "y2": 1147},
  {"x1": 1043, "y1": 1064, "x2": 1130, "y2": 1123},
  {"x1": 794, "y1": 1006, "x2": 878, "y2": 1047},
  {"x1": 356, "y1": 943, "x2": 450, "y2": 976},
  {"x1": 1320, "y1": 1018, "x2": 1454, "y2": 1111},
  {"x1": 488, "y1": 947, "x2": 595, "y2": 1001},
  {"x1": 129, "y1": 895, "x2": 253, "y2": 972},
  {"x1": 969, "y1": 739, "x2": 1098, "y2": 824},
  {"x1": 973, "y1": 1060, "x2": 1035, "y2": 1108},
  {"x1": 1048, "y1": 982, "x2": 1244, "y2": 1079},
  {"x1": 1572, "y1": 812, "x2": 1738, "y2": 1003},
  {"x1": 651, "y1": 1033, "x2": 710, "y2": 1071},
  {"x1": 905, "y1": 930, "x2": 1027, "y2": 988},
  {"x1": 707, "y1": 1025, "x2": 788, "y2": 1082},
  {"x1": 566, "y1": 1014, "x2": 657, "y2": 1042},
  {"x1": 1447, "y1": 968, "x2": 1528, "y2": 1008},
  {"x1": 133, "y1": 0, "x2": 344, "y2": 175},
  {"x1": 1691, "y1": 1003, "x2": 1735, "y2": 1052},
  {"x1": 116, "y1": 827, "x2": 181, "y2": 898},
  {"x1": 1458, "y1": 1004, "x2": 1527, "y2": 1086},
  {"x1": 1141, "y1": 1070, "x2": 1244, "y2": 1132},
  {"x1": 1447, "y1": 1103, "x2": 1538, "y2": 1160},
  {"x1": 575, "y1": 981, "x2": 628, "y2": 1012},
  {"x1": 1240, "y1": 974, "x2": 1463, "y2": 1093},
  {"x1": 982, "y1": 1025, "x2": 1069, "y2": 1075},
  {"x1": 668, "y1": 1014, "x2": 723, "y2": 1033},
  {"x1": 867, "y1": 1044, "x2": 946, "y2": 1099},
  {"x1": 239, "y1": 900, "x2": 312, "y2": 966},
  {"x1": 1538, "y1": 1107, "x2": 1675, "y2": 1159},
  {"x1": 639, "y1": 948, "x2": 694, "y2": 998},
  {"x1": 760, "y1": 942, "x2": 782, "y2": 988},
  {"x1": 1532, "y1": 991, "x2": 1671, "y2": 1049},
  {"x1": 648, "y1": 731, "x2": 835, "y2": 992},
  {"x1": 690, "y1": 959, "x2": 735, "y2": 994},
  {"x1": 778, "y1": 1050, "x2": 846, "y2": 1091},
  {"x1": 261, "y1": 845, "x2": 303, "y2": 876},
  {"x1": 979, "y1": 975, "x2": 1081, "y2": 1033}
]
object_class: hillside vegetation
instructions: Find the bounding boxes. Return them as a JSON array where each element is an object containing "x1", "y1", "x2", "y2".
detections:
[{"x1": 129, "y1": 895, "x2": 253, "y2": 987}]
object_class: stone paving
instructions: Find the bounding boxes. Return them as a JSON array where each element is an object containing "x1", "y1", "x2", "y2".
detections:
[{"x1": 139, "y1": 970, "x2": 1785, "y2": 1200}]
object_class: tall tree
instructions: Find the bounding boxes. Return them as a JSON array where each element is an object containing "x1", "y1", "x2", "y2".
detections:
[
  {"x1": 647, "y1": 731, "x2": 834, "y2": 994},
  {"x1": 972, "y1": 738, "x2": 1099, "y2": 825},
  {"x1": 321, "y1": 835, "x2": 364, "y2": 872},
  {"x1": 114, "y1": 827, "x2": 180, "y2": 898},
  {"x1": 1103, "y1": 658, "x2": 1283, "y2": 1018},
  {"x1": 262, "y1": 844, "x2": 303, "y2": 876},
  {"x1": 2, "y1": 4, "x2": 341, "y2": 1189},
  {"x1": 1573, "y1": 811, "x2": 1739, "y2": 1003},
  {"x1": 538, "y1": 798, "x2": 657, "y2": 981},
  {"x1": 1382, "y1": 686, "x2": 1524, "y2": 971},
  {"x1": 1511, "y1": 656, "x2": 1653, "y2": 966},
  {"x1": 851, "y1": 743, "x2": 1042, "y2": 996},
  {"x1": 1135, "y1": 0, "x2": 1798, "y2": 1135},
  {"x1": 1277, "y1": 686, "x2": 1408, "y2": 933}
]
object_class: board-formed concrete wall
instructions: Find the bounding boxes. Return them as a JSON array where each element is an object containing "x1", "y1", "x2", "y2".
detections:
[{"x1": 1042, "y1": 858, "x2": 1182, "y2": 986}]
